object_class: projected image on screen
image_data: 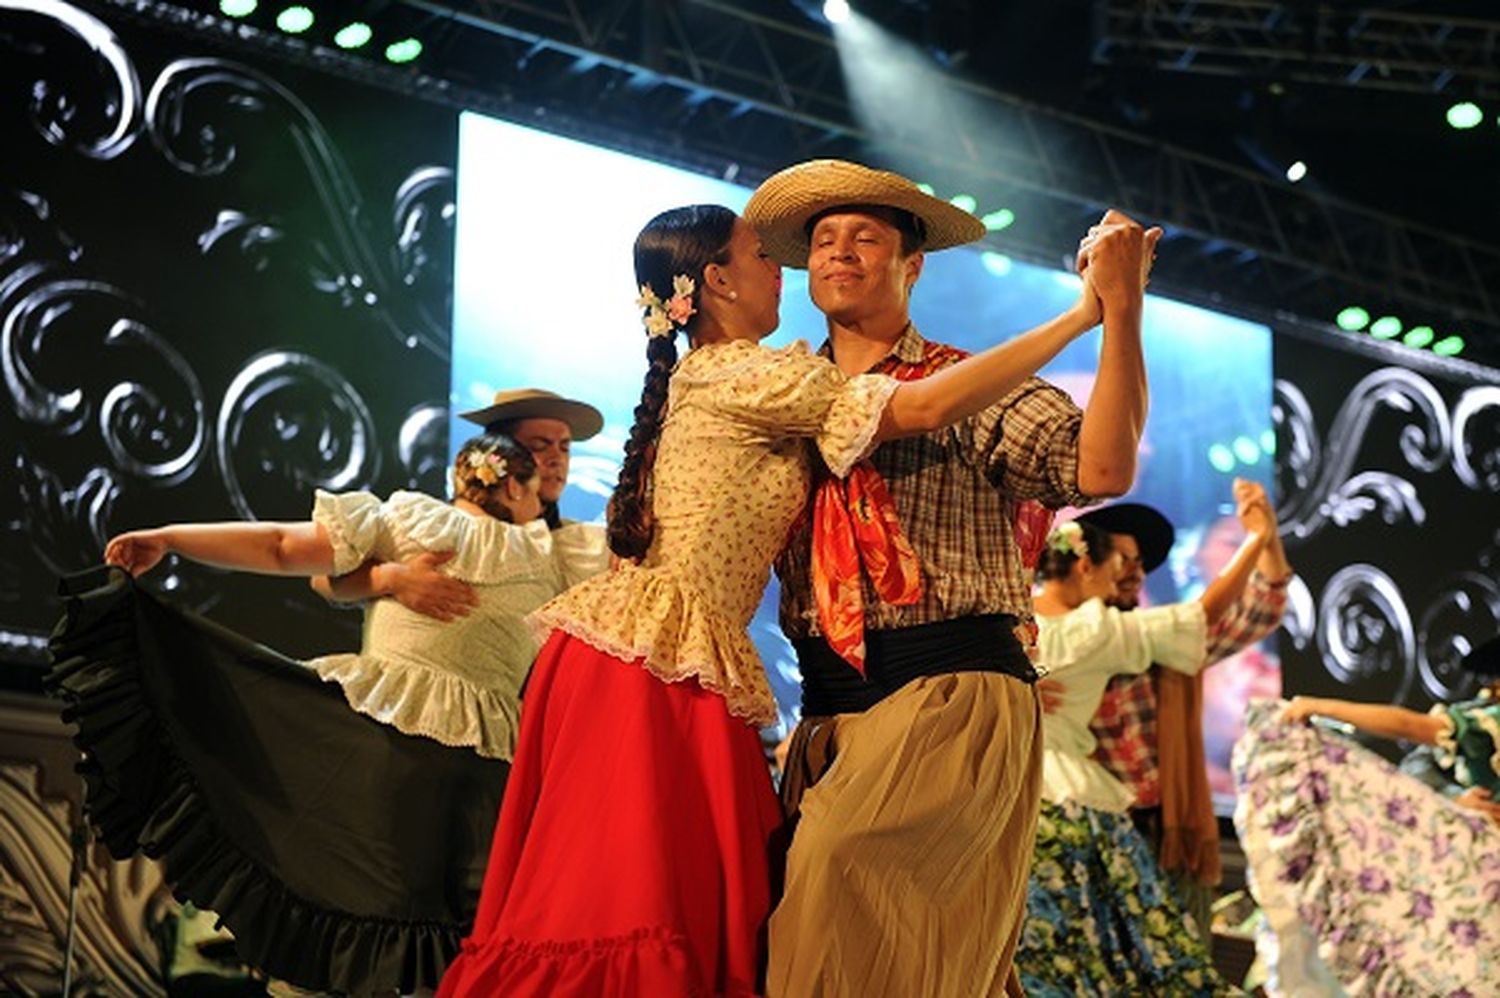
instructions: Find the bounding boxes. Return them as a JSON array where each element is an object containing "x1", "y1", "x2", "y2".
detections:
[{"x1": 453, "y1": 111, "x2": 1277, "y2": 804}]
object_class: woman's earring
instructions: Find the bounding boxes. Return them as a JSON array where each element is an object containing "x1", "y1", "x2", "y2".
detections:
[{"x1": 728, "y1": 290, "x2": 738, "y2": 301}]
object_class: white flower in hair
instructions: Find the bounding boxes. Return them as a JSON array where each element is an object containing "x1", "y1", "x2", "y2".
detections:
[
  {"x1": 637, "y1": 274, "x2": 697, "y2": 338},
  {"x1": 1046, "y1": 521, "x2": 1089, "y2": 560}
]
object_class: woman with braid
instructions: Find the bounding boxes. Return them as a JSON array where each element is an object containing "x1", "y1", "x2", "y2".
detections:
[{"x1": 436, "y1": 201, "x2": 1129, "y2": 997}]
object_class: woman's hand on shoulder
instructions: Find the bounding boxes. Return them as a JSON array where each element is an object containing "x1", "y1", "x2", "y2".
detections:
[{"x1": 104, "y1": 529, "x2": 169, "y2": 576}]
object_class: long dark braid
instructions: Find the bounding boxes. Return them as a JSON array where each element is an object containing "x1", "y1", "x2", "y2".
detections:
[{"x1": 607, "y1": 204, "x2": 736, "y2": 560}]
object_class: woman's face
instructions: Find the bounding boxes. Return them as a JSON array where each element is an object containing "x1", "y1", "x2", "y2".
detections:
[
  {"x1": 716, "y1": 217, "x2": 783, "y2": 340},
  {"x1": 501, "y1": 473, "x2": 544, "y2": 524},
  {"x1": 1078, "y1": 549, "x2": 1122, "y2": 602}
]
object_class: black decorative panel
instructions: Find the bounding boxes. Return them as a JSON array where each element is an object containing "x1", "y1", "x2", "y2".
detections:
[
  {"x1": 0, "y1": 0, "x2": 458, "y2": 675},
  {"x1": 1273, "y1": 333, "x2": 1500, "y2": 714}
]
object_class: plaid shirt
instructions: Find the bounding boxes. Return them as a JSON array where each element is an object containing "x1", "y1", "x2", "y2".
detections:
[
  {"x1": 777, "y1": 325, "x2": 1090, "y2": 638},
  {"x1": 1089, "y1": 570, "x2": 1291, "y2": 807}
]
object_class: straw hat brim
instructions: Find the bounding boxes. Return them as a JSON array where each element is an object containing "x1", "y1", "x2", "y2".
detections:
[
  {"x1": 744, "y1": 159, "x2": 987, "y2": 268},
  {"x1": 1074, "y1": 502, "x2": 1176, "y2": 574},
  {"x1": 459, "y1": 390, "x2": 604, "y2": 441}
]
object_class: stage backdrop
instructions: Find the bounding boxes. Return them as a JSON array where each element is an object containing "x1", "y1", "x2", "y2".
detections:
[
  {"x1": 1272, "y1": 332, "x2": 1500, "y2": 734},
  {"x1": 450, "y1": 112, "x2": 1280, "y2": 796},
  {"x1": 0, "y1": 0, "x2": 458, "y2": 679}
]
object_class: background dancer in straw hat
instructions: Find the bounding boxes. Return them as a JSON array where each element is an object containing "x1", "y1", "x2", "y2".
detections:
[{"x1": 744, "y1": 158, "x2": 1160, "y2": 997}]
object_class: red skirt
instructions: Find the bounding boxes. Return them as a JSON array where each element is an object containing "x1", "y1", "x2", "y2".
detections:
[{"x1": 436, "y1": 632, "x2": 784, "y2": 998}]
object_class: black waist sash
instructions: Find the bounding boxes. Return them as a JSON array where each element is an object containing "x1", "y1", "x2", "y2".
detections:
[{"x1": 795, "y1": 613, "x2": 1037, "y2": 717}]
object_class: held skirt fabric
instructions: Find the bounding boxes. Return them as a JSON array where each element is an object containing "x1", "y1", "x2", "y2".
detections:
[
  {"x1": 45, "y1": 568, "x2": 508, "y2": 996},
  {"x1": 1233, "y1": 699, "x2": 1500, "y2": 997},
  {"x1": 769, "y1": 672, "x2": 1042, "y2": 998},
  {"x1": 434, "y1": 631, "x2": 784, "y2": 998},
  {"x1": 1015, "y1": 799, "x2": 1238, "y2": 997}
]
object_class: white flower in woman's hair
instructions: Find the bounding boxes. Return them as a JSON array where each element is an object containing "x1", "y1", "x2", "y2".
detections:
[
  {"x1": 1046, "y1": 521, "x2": 1089, "y2": 560},
  {"x1": 637, "y1": 274, "x2": 696, "y2": 338}
]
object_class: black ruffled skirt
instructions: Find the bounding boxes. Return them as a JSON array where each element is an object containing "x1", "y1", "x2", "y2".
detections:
[{"x1": 46, "y1": 567, "x2": 508, "y2": 996}]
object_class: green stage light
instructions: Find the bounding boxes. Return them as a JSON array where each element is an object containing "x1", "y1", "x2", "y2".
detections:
[
  {"x1": 982, "y1": 209, "x2": 1015, "y2": 232},
  {"x1": 1208, "y1": 444, "x2": 1236, "y2": 474},
  {"x1": 980, "y1": 252, "x2": 1012, "y2": 277},
  {"x1": 1260, "y1": 429, "x2": 1276, "y2": 455},
  {"x1": 334, "y1": 22, "x2": 372, "y2": 48},
  {"x1": 385, "y1": 37, "x2": 423, "y2": 63},
  {"x1": 1432, "y1": 335, "x2": 1465, "y2": 357},
  {"x1": 1403, "y1": 326, "x2": 1435, "y2": 349},
  {"x1": 1232, "y1": 435, "x2": 1261, "y2": 465},
  {"x1": 915, "y1": 183, "x2": 935, "y2": 195},
  {"x1": 949, "y1": 194, "x2": 977, "y2": 214},
  {"x1": 1368, "y1": 315, "x2": 1403, "y2": 339},
  {"x1": 276, "y1": 5, "x2": 313, "y2": 32},
  {"x1": 1447, "y1": 101, "x2": 1483, "y2": 130},
  {"x1": 220, "y1": 0, "x2": 257, "y2": 16},
  {"x1": 1335, "y1": 306, "x2": 1369, "y2": 331}
]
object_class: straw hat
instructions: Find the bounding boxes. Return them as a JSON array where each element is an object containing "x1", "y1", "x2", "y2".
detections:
[
  {"x1": 458, "y1": 388, "x2": 603, "y2": 441},
  {"x1": 744, "y1": 159, "x2": 987, "y2": 268}
]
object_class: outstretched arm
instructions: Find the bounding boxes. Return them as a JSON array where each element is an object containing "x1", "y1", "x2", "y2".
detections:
[
  {"x1": 106, "y1": 522, "x2": 335, "y2": 578},
  {"x1": 877, "y1": 290, "x2": 1097, "y2": 439},
  {"x1": 1279, "y1": 696, "x2": 1448, "y2": 745}
]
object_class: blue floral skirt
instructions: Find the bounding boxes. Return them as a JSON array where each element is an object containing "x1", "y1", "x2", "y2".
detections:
[
  {"x1": 1233, "y1": 699, "x2": 1500, "y2": 997},
  {"x1": 1016, "y1": 798, "x2": 1236, "y2": 996}
]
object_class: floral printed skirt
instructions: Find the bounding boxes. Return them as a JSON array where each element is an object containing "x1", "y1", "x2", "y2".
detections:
[
  {"x1": 1233, "y1": 699, "x2": 1500, "y2": 997},
  {"x1": 1016, "y1": 798, "x2": 1237, "y2": 996}
]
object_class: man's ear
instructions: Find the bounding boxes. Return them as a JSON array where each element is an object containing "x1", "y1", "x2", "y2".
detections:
[{"x1": 904, "y1": 249, "x2": 925, "y2": 293}]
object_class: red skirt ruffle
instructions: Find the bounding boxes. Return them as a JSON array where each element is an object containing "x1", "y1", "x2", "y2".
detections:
[{"x1": 436, "y1": 632, "x2": 783, "y2": 997}]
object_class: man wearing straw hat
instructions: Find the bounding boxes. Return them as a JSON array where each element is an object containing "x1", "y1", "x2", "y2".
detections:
[
  {"x1": 745, "y1": 159, "x2": 1159, "y2": 996},
  {"x1": 318, "y1": 387, "x2": 603, "y2": 615}
]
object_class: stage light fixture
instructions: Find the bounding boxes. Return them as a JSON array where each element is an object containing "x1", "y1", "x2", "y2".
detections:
[
  {"x1": 948, "y1": 194, "x2": 977, "y2": 213},
  {"x1": 1368, "y1": 315, "x2": 1403, "y2": 339},
  {"x1": 334, "y1": 22, "x2": 373, "y2": 49},
  {"x1": 1447, "y1": 101, "x2": 1483, "y2": 130},
  {"x1": 385, "y1": 37, "x2": 423, "y2": 63},
  {"x1": 1232, "y1": 435, "x2": 1261, "y2": 465},
  {"x1": 1402, "y1": 326, "x2": 1435, "y2": 349},
  {"x1": 1432, "y1": 335, "x2": 1465, "y2": 357},
  {"x1": 1285, "y1": 160, "x2": 1307, "y2": 183},
  {"x1": 1208, "y1": 444, "x2": 1236, "y2": 474},
  {"x1": 276, "y1": 5, "x2": 314, "y2": 33},
  {"x1": 823, "y1": 0, "x2": 851, "y2": 25},
  {"x1": 981, "y1": 209, "x2": 1015, "y2": 232},
  {"x1": 220, "y1": 0, "x2": 256, "y2": 16},
  {"x1": 1335, "y1": 306, "x2": 1369, "y2": 331}
]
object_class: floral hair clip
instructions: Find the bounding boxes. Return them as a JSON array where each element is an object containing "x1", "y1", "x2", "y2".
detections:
[
  {"x1": 1046, "y1": 521, "x2": 1089, "y2": 561},
  {"x1": 465, "y1": 447, "x2": 509, "y2": 486},
  {"x1": 636, "y1": 274, "x2": 697, "y2": 338}
]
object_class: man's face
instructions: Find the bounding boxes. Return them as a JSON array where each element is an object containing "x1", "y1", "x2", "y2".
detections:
[
  {"x1": 1109, "y1": 532, "x2": 1145, "y2": 610},
  {"x1": 806, "y1": 210, "x2": 922, "y2": 327},
  {"x1": 509, "y1": 417, "x2": 572, "y2": 504}
]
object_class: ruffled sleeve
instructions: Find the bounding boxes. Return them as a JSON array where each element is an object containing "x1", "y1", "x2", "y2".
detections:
[
  {"x1": 1040, "y1": 599, "x2": 1207, "y2": 678},
  {"x1": 702, "y1": 342, "x2": 898, "y2": 477},
  {"x1": 312, "y1": 490, "x2": 386, "y2": 575},
  {"x1": 552, "y1": 523, "x2": 609, "y2": 588},
  {"x1": 1432, "y1": 700, "x2": 1500, "y2": 789}
]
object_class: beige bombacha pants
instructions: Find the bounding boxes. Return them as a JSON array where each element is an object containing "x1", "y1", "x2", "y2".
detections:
[{"x1": 768, "y1": 671, "x2": 1042, "y2": 998}]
